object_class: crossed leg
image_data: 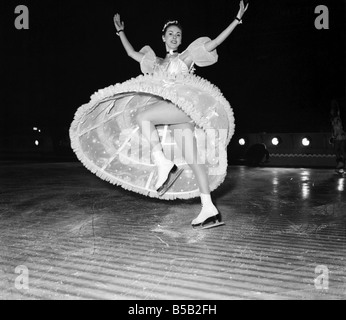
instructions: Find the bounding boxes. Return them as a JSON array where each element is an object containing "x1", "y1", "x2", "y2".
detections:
[
  {"x1": 136, "y1": 100, "x2": 190, "y2": 150},
  {"x1": 136, "y1": 99, "x2": 222, "y2": 226},
  {"x1": 136, "y1": 100, "x2": 210, "y2": 194}
]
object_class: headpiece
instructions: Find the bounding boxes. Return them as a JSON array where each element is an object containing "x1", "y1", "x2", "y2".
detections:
[{"x1": 162, "y1": 20, "x2": 179, "y2": 33}]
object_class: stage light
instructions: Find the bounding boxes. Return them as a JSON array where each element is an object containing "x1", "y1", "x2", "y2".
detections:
[
  {"x1": 271, "y1": 137, "x2": 281, "y2": 146},
  {"x1": 302, "y1": 137, "x2": 311, "y2": 146},
  {"x1": 35, "y1": 140, "x2": 39, "y2": 146},
  {"x1": 239, "y1": 138, "x2": 246, "y2": 146}
]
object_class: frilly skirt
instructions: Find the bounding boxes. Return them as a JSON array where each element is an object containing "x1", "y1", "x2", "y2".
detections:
[{"x1": 69, "y1": 71, "x2": 235, "y2": 200}]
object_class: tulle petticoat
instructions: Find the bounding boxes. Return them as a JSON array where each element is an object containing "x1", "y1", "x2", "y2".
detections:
[{"x1": 69, "y1": 71, "x2": 235, "y2": 200}]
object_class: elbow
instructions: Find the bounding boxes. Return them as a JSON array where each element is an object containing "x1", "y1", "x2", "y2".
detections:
[
  {"x1": 205, "y1": 40, "x2": 218, "y2": 52},
  {"x1": 127, "y1": 51, "x2": 138, "y2": 60}
]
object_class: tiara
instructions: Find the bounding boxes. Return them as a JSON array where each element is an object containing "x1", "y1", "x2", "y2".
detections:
[{"x1": 162, "y1": 20, "x2": 179, "y2": 32}]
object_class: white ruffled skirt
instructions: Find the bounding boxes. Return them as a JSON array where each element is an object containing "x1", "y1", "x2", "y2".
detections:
[{"x1": 69, "y1": 72, "x2": 235, "y2": 200}]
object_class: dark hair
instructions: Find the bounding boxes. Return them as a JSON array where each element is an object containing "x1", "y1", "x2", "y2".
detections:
[{"x1": 162, "y1": 20, "x2": 183, "y2": 35}]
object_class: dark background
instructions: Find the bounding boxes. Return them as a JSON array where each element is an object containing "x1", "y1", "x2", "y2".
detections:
[{"x1": 1, "y1": 0, "x2": 345, "y2": 156}]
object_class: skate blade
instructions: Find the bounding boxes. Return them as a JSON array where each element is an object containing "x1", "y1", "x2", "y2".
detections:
[
  {"x1": 157, "y1": 168, "x2": 184, "y2": 197},
  {"x1": 201, "y1": 221, "x2": 225, "y2": 229},
  {"x1": 192, "y1": 215, "x2": 225, "y2": 229}
]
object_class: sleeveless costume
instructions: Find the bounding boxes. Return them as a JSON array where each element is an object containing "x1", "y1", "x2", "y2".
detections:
[{"x1": 70, "y1": 37, "x2": 235, "y2": 200}]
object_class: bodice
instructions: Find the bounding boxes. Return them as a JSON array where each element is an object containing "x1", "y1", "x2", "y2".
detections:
[
  {"x1": 154, "y1": 55, "x2": 190, "y2": 75},
  {"x1": 139, "y1": 37, "x2": 218, "y2": 76}
]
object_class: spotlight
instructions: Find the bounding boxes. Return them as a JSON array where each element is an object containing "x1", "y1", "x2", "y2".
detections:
[
  {"x1": 302, "y1": 137, "x2": 311, "y2": 147},
  {"x1": 239, "y1": 138, "x2": 246, "y2": 146},
  {"x1": 35, "y1": 140, "x2": 39, "y2": 146},
  {"x1": 271, "y1": 137, "x2": 281, "y2": 146}
]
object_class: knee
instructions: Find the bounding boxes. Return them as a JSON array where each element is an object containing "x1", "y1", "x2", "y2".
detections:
[{"x1": 136, "y1": 111, "x2": 147, "y2": 125}]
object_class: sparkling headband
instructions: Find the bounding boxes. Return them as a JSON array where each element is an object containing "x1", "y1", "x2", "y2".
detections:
[{"x1": 162, "y1": 20, "x2": 179, "y2": 32}]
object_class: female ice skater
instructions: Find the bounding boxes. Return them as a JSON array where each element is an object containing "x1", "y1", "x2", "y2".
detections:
[{"x1": 70, "y1": 1, "x2": 249, "y2": 228}]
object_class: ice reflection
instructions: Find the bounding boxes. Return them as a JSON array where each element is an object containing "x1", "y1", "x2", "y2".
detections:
[
  {"x1": 302, "y1": 184, "x2": 309, "y2": 199},
  {"x1": 300, "y1": 170, "x2": 310, "y2": 200},
  {"x1": 270, "y1": 172, "x2": 280, "y2": 212},
  {"x1": 272, "y1": 174, "x2": 279, "y2": 194},
  {"x1": 337, "y1": 178, "x2": 344, "y2": 192}
]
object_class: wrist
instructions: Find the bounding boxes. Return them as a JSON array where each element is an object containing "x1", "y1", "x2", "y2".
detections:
[
  {"x1": 116, "y1": 29, "x2": 124, "y2": 36},
  {"x1": 235, "y1": 16, "x2": 242, "y2": 24}
]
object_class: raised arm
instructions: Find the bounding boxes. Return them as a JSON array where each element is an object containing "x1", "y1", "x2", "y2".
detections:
[
  {"x1": 113, "y1": 14, "x2": 144, "y2": 63},
  {"x1": 204, "y1": 0, "x2": 249, "y2": 52}
]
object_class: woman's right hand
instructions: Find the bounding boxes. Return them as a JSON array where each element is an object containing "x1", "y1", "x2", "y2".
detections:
[{"x1": 113, "y1": 13, "x2": 125, "y2": 31}]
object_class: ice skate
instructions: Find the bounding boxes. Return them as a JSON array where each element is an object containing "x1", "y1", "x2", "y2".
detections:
[
  {"x1": 152, "y1": 150, "x2": 184, "y2": 196},
  {"x1": 191, "y1": 204, "x2": 225, "y2": 229},
  {"x1": 156, "y1": 164, "x2": 184, "y2": 196}
]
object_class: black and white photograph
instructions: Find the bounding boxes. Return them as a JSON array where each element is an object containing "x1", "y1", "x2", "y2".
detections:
[{"x1": 0, "y1": 0, "x2": 345, "y2": 302}]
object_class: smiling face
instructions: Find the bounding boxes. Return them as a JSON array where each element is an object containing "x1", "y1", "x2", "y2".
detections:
[{"x1": 162, "y1": 25, "x2": 182, "y2": 52}]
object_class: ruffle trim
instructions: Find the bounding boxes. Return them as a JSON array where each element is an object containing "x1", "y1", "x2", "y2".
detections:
[
  {"x1": 70, "y1": 71, "x2": 233, "y2": 200},
  {"x1": 84, "y1": 71, "x2": 235, "y2": 144}
]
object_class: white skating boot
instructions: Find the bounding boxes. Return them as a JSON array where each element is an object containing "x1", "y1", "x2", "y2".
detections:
[
  {"x1": 192, "y1": 193, "x2": 224, "y2": 229},
  {"x1": 152, "y1": 150, "x2": 183, "y2": 196}
]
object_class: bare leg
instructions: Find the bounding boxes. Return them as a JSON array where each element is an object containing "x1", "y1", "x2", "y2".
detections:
[
  {"x1": 169, "y1": 123, "x2": 210, "y2": 194},
  {"x1": 136, "y1": 100, "x2": 192, "y2": 152},
  {"x1": 136, "y1": 102, "x2": 211, "y2": 194},
  {"x1": 136, "y1": 100, "x2": 192, "y2": 190},
  {"x1": 136, "y1": 101, "x2": 220, "y2": 225},
  {"x1": 170, "y1": 123, "x2": 220, "y2": 226}
]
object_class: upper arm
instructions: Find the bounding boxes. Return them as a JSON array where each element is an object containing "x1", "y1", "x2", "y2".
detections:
[
  {"x1": 203, "y1": 39, "x2": 218, "y2": 52},
  {"x1": 128, "y1": 51, "x2": 145, "y2": 63}
]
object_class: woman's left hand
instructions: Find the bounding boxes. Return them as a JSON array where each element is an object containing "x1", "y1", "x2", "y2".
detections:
[
  {"x1": 237, "y1": 0, "x2": 249, "y2": 20},
  {"x1": 113, "y1": 13, "x2": 125, "y2": 31}
]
